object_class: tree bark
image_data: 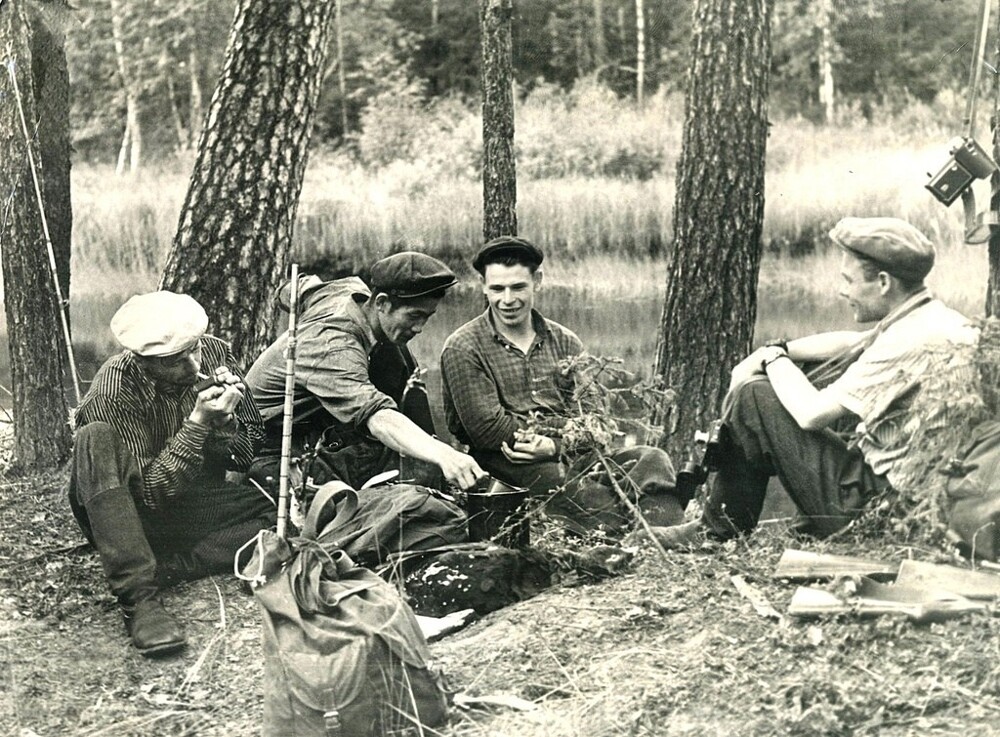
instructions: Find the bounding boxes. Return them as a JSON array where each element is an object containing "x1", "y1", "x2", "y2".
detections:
[
  {"x1": 0, "y1": 0, "x2": 72, "y2": 470},
  {"x1": 653, "y1": 0, "x2": 772, "y2": 461},
  {"x1": 988, "y1": 7, "x2": 1000, "y2": 317},
  {"x1": 159, "y1": 0, "x2": 337, "y2": 369},
  {"x1": 480, "y1": 0, "x2": 517, "y2": 240},
  {"x1": 28, "y1": 4, "x2": 72, "y2": 313},
  {"x1": 110, "y1": 0, "x2": 141, "y2": 173}
]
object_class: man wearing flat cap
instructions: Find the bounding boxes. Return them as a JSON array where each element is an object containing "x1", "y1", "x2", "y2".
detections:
[
  {"x1": 247, "y1": 251, "x2": 485, "y2": 492},
  {"x1": 646, "y1": 216, "x2": 979, "y2": 549},
  {"x1": 441, "y1": 236, "x2": 683, "y2": 537},
  {"x1": 70, "y1": 291, "x2": 276, "y2": 657}
]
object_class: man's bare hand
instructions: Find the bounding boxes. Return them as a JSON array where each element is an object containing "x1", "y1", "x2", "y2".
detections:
[
  {"x1": 191, "y1": 366, "x2": 244, "y2": 428},
  {"x1": 435, "y1": 447, "x2": 487, "y2": 490},
  {"x1": 501, "y1": 431, "x2": 558, "y2": 464}
]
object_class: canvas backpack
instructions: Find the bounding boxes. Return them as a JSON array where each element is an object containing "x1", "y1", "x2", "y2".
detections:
[
  {"x1": 941, "y1": 418, "x2": 1000, "y2": 562},
  {"x1": 242, "y1": 486, "x2": 450, "y2": 737}
]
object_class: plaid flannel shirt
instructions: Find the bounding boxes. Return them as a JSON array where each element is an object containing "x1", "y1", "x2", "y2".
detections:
[{"x1": 441, "y1": 309, "x2": 584, "y2": 451}]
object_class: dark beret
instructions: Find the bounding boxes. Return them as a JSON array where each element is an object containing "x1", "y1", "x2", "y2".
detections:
[
  {"x1": 829, "y1": 217, "x2": 935, "y2": 282},
  {"x1": 369, "y1": 251, "x2": 457, "y2": 298},
  {"x1": 472, "y1": 236, "x2": 544, "y2": 275}
]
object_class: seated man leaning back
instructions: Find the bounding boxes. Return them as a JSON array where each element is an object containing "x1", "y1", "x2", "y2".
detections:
[
  {"x1": 70, "y1": 291, "x2": 277, "y2": 657},
  {"x1": 247, "y1": 251, "x2": 485, "y2": 492},
  {"x1": 441, "y1": 236, "x2": 683, "y2": 537},
  {"x1": 649, "y1": 216, "x2": 979, "y2": 549}
]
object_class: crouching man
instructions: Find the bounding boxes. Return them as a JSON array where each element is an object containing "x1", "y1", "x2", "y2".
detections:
[
  {"x1": 247, "y1": 252, "x2": 486, "y2": 492},
  {"x1": 649, "y1": 217, "x2": 978, "y2": 549},
  {"x1": 70, "y1": 291, "x2": 276, "y2": 657}
]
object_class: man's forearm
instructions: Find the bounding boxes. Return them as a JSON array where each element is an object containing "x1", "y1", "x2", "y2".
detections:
[
  {"x1": 762, "y1": 355, "x2": 848, "y2": 430},
  {"x1": 787, "y1": 330, "x2": 871, "y2": 362},
  {"x1": 367, "y1": 408, "x2": 453, "y2": 465}
]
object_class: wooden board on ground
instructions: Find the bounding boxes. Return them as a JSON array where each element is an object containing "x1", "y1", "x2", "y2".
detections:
[
  {"x1": 895, "y1": 559, "x2": 1000, "y2": 600},
  {"x1": 773, "y1": 549, "x2": 899, "y2": 581}
]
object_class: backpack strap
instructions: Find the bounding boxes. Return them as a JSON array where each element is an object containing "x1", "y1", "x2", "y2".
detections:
[{"x1": 303, "y1": 481, "x2": 359, "y2": 539}]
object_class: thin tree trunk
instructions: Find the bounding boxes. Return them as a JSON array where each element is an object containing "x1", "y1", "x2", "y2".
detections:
[
  {"x1": 480, "y1": 0, "x2": 517, "y2": 240},
  {"x1": 0, "y1": 0, "x2": 72, "y2": 470},
  {"x1": 159, "y1": 0, "x2": 337, "y2": 368},
  {"x1": 817, "y1": 0, "x2": 834, "y2": 123},
  {"x1": 635, "y1": 0, "x2": 645, "y2": 107},
  {"x1": 164, "y1": 53, "x2": 189, "y2": 150},
  {"x1": 592, "y1": 0, "x2": 606, "y2": 70},
  {"x1": 336, "y1": 0, "x2": 348, "y2": 137},
  {"x1": 654, "y1": 0, "x2": 772, "y2": 460},
  {"x1": 188, "y1": 43, "x2": 203, "y2": 148},
  {"x1": 432, "y1": 0, "x2": 439, "y2": 28},
  {"x1": 110, "y1": 0, "x2": 141, "y2": 172}
]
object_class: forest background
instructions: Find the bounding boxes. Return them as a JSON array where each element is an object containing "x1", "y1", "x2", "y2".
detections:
[{"x1": 0, "y1": 0, "x2": 992, "y2": 409}]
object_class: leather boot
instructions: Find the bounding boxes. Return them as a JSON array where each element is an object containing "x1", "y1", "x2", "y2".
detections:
[{"x1": 121, "y1": 598, "x2": 187, "y2": 657}]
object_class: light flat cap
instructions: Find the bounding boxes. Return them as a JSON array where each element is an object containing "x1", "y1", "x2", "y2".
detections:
[
  {"x1": 111, "y1": 291, "x2": 208, "y2": 357},
  {"x1": 369, "y1": 251, "x2": 457, "y2": 298},
  {"x1": 829, "y1": 217, "x2": 935, "y2": 282},
  {"x1": 472, "y1": 235, "x2": 544, "y2": 275}
]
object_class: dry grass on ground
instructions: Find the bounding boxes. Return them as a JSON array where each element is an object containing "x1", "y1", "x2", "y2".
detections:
[{"x1": 2, "y1": 434, "x2": 1000, "y2": 737}]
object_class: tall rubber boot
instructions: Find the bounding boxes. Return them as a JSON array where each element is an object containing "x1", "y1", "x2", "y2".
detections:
[{"x1": 79, "y1": 486, "x2": 186, "y2": 657}]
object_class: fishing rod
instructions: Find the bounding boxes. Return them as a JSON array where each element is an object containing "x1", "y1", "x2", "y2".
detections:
[{"x1": 276, "y1": 263, "x2": 300, "y2": 539}]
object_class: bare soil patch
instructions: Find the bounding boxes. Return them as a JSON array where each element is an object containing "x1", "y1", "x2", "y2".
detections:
[{"x1": 2, "y1": 437, "x2": 999, "y2": 736}]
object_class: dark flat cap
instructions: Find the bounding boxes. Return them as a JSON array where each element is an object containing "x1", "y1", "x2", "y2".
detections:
[
  {"x1": 829, "y1": 217, "x2": 935, "y2": 282},
  {"x1": 369, "y1": 251, "x2": 457, "y2": 298},
  {"x1": 472, "y1": 235, "x2": 544, "y2": 274}
]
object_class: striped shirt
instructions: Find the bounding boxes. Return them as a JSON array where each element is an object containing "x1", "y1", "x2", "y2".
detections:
[
  {"x1": 441, "y1": 309, "x2": 584, "y2": 450},
  {"x1": 822, "y1": 291, "x2": 978, "y2": 487},
  {"x1": 74, "y1": 336, "x2": 263, "y2": 510}
]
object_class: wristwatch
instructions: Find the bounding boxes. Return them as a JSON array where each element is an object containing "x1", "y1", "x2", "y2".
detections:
[{"x1": 761, "y1": 347, "x2": 789, "y2": 371}]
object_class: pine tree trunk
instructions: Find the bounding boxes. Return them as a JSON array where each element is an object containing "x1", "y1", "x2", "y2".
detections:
[
  {"x1": 988, "y1": 9, "x2": 1000, "y2": 317},
  {"x1": 480, "y1": 0, "x2": 517, "y2": 240},
  {"x1": 653, "y1": 0, "x2": 772, "y2": 461},
  {"x1": 28, "y1": 6, "x2": 72, "y2": 311},
  {"x1": 0, "y1": 0, "x2": 72, "y2": 470},
  {"x1": 159, "y1": 0, "x2": 337, "y2": 369}
]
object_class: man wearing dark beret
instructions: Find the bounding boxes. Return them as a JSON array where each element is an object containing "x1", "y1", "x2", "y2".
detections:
[
  {"x1": 247, "y1": 251, "x2": 486, "y2": 492},
  {"x1": 441, "y1": 236, "x2": 684, "y2": 536},
  {"x1": 646, "y1": 217, "x2": 979, "y2": 549},
  {"x1": 70, "y1": 291, "x2": 277, "y2": 657}
]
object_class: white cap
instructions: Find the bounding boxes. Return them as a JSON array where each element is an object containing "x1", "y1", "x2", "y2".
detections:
[{"x1": 110, "y1": 291, "x2": 208, "y2": 356}]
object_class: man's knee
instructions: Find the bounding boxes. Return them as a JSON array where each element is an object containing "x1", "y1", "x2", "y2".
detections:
[{"x1": 71, "y1": 422, "x2": 135, "y2": 503}]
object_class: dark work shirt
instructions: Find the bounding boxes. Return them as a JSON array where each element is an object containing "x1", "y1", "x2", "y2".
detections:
[
  {"x1": 440, "y1": 309, "x2": 584, "y2": 451},
  {"x1": 74, "y1": 336, "x2": 263, "y2": 511},
  {"x1": 246, "y1": 276, "x2": 399, "y2": 452}
]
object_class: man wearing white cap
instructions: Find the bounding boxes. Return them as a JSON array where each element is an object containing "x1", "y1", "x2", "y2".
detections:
[
  {"x1": 69, "y1": 291, "x2": 276, "y2": 657},
  {"x1": 647, "y1": 217, "x2": 978, "y2": 548}
]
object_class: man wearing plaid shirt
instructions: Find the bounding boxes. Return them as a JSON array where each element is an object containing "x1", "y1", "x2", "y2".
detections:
[{"x1": 441, "y1": 236, "x2": 682, "y2": 537}]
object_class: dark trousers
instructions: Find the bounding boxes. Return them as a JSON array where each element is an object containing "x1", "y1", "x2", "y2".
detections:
[
  {"x1": 69, "y1": 422, "x2": 276, "y2": 603},
  {"x1": 703, "y1": 377, "x2": 888, "y2": 539},
  {"x1": 474, "y1": 444, "x2": 681, "y2": 536}
]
